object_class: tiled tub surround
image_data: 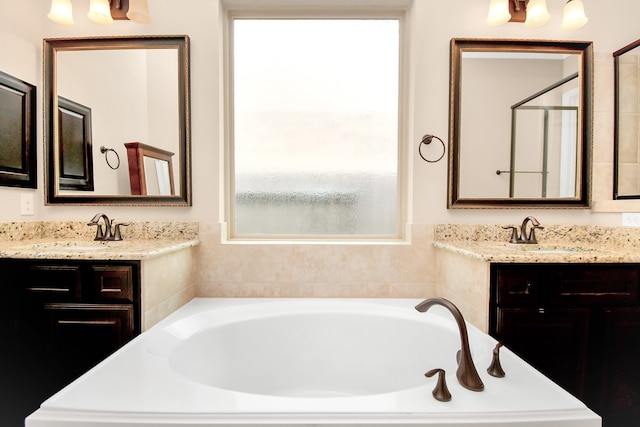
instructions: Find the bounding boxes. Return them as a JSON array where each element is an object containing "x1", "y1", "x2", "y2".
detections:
[
  {"x1": 0, "y1": 221, "x2": 200, "y2": 330},
  {"x1": 433, "y1": 223, "x2": 640, "y2": 332},
  {"x1": 196, "y1": 222, "x2": 438, "y2": 299}
]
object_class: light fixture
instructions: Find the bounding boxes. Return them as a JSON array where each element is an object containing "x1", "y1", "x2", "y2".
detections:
[
  {"x1": 486, "y1": 0, "x2": 588, "y2": 30},
  {"x1": 47, "y1": 0, "x2": 74, "y2": 26},
  {"x1": 47, "y1": 0, "x2": 151, "y2": 25},
  {"x1": 126, "y1": 0, "x2": 151, "y2": 23},
  {"x1": 87, "y1": 0, "x2": 113, "y2": 25},
  {"x1": 524, "y1": 0, "x2": 550, "y2": 28},
  {"x1": 560, "y1": 0, "x2": 588, "y2": 30}
]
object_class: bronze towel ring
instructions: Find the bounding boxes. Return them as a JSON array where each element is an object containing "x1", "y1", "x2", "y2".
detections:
[{"x1": 418, "y1": 134, "x2": 446, "y2": 163}]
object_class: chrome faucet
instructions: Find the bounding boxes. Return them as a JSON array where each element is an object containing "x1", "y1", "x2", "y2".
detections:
[
  {"x1": 87, "y1": 213, "x2": 128, "y2": 241},
  {"x1": 415, "y1": 297, "x2": 484, "y2": 392},
  {"x1": 504, "y1": 216, "x2": 544, "y2": 244}
]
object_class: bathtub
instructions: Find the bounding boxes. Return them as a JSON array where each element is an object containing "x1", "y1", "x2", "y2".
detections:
[{"x1": 26, "y1": 298, "x2": 600, "y2": 427}]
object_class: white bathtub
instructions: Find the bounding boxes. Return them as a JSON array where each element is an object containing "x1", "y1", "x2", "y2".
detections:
[{"x1": 26, "y1": 298, "x2": 600, "y2": 427}]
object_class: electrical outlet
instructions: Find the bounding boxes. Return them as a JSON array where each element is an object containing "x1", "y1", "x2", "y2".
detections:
[
  {"x1": 622, "y1": 212, "x2": 640, "y2": 227},
  {"x1": 20, "y1": 193, "x2": 34, "y2": 216}
]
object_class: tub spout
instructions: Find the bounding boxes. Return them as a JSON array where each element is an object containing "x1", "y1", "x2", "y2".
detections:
[{"x1": 415, "y1": 297, "x2": 484, "y2": 392}]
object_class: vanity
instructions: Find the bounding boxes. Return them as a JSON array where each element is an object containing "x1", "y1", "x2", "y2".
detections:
[
  {"x1": 0, "y1": 220, "x2": 199, "y2": 426},
  {"x1": 434, "y1": 224, "x2": 640, "y2": 427}
]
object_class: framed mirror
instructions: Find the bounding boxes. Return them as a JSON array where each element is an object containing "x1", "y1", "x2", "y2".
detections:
[
  {"x1": 614, "y1": 38, "x2": 640, "y2": 199},
  {"x1": 448, "y1": 38, "x2": 593, "y2": 208},
  {"x1": 44, "y1": 35, "x2": 191, "y2": 206}
]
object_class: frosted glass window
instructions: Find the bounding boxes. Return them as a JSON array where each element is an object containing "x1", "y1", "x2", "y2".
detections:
[{"x1": 232, "y1": 19, "x2": 400, "y2": 237}]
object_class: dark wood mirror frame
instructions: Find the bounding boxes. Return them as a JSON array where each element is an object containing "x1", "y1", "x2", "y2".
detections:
[
  {"x1": 448, "y1": 38, "x2": 593, "y2": 209},
  {"x1": 613, "y1": 38, "x2": 640, "y2": 200},
  {"x1": 43, "y1": 35, "x2": 192, "y2": 206}
]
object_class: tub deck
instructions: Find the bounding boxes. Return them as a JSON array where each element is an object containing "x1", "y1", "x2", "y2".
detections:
[{"x1": 26, "y1": 298, "x2": 600, "y2": 427}]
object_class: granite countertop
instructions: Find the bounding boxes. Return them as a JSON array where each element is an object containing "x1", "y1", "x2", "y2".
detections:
[
  {"x1": 0, "y1": 238, "x2": 200, "y2": 260},
  {"x1": 433, "y1": 224, "x2": 640, "y2": 263},
  {"x1": 433, "y1": 240, "x2": 636, "y2": 263},
  {"x1": 0, "y1": 220, "x2": 200, "y2": 260}
]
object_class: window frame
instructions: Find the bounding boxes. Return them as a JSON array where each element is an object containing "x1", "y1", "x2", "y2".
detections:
[{"x1": 222, "y1": 1, "x2": 410, "y2": 242}]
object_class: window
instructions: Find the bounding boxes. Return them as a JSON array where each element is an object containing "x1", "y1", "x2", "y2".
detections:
[{"x1": 229, "y1": 16, "x2": 402, "y2": 239}]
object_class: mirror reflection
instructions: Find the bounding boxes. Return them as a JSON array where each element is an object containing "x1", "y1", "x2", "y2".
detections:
[
  {"x1": 614, "y1": 38, "x2": 640, "y2": 199},
  {"x1": 448, "y1": 39, "x2": 593, "y2": 208},
  {"x1": 44, "y1": 36, "x2": 191, "y2": 205}
]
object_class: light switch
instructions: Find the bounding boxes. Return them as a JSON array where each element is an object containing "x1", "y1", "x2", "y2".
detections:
[{"x1": 20, "y1": 193, "x2": 34, "y2": 216}]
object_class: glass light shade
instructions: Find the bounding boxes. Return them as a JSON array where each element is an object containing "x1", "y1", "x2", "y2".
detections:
[
  {"x1": 126, "y1": 0, "x2": 151, "y2": 24},
  {"x1": 524, "y1": 0, "x2": 550, "y2": 28},
  {"x1": 87, "y1": 0, "x2": 114, "y2": 25},
  {"x1": 561, "y1": 0, "x2": 588, "y2": 30},
  {"x1": 47, "y1": 0, "x2": 74, "y2": 26},
  {"x1": 486, "y1": 0, "x2": 511, "y2": 26}
]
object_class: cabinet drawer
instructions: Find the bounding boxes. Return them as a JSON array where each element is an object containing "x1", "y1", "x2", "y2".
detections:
[
  {"x1": 23, "y1": 264, "x2": 81, "y2": 302},
  {"x1": 549, "y1": 266, "x2": 639, "y2": 305},
  {"x1": 87, "y1": 265, "x2": 134, "y2": 302},
  {"x1": 494, "y1": 265, "x2": 542, "y2": 305}
]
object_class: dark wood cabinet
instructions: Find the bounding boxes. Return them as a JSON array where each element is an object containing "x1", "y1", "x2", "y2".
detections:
[
  {"x1": 0, "y1": 259, "x2": 141, "y2": 427},
  {"x1": 490, "y1": 263, "x2": 640, "y2": 427}
]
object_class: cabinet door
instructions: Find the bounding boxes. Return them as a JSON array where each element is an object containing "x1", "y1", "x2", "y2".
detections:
[
  {"x1": 495, "y1": 307, "x2": 590, "y2": 399},
  {"x1": 44, "y1": 303, "x2": 134, "y2": 375},
  {"x1": 597, "y1": 308, "x2": 640, "y2": 427},
  {"x1": 86, "y1": 265, "x2": 134, "y2": 302}
]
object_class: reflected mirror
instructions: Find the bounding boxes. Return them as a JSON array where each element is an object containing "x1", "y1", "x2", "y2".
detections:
[
  {"x1": 614, "y1": 38, "x2": 640, "y2": 199},
  {"x1": 448, "y1": 39, "x2": 593, "y2": 208},
  {"x1": 44, "y1": 35, "x2": 191, "y2": 205}
]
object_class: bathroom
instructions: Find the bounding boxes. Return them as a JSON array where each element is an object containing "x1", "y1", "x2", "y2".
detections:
[{"x1": 0, "y1": 0, "x2": 639, "y2": 426}]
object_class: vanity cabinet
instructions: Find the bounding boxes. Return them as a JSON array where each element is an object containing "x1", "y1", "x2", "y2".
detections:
[
  {"x1": 490, "y1": 263, "x2": 640, "y2": 427},
  {"x1": 1, "y1": 259, "x2": 141, "y2": 379}
]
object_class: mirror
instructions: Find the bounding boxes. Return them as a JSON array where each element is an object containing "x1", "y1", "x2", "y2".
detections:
[
  {"x1": 614, "y1": 38, "x2": 640, "y2": 199},
  {"x1": 44, "y1": 35, "x2": 191, "y2": 205},
  {"x1": 448, "y1": 39, "x2": 593, "y2": 208}
]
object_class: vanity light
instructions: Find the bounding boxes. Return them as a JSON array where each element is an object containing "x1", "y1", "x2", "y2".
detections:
[
  {"x1": 486, "y1": 0, "x2": 588, "y2": 30},
  {"x1": 47, "y1": 0, "x2": 151, "y2": 25},
  {"x1": 560, "y1": 0, "x2": 588, "y2": 30},
  {"x1": 126, "y1": 0, "x2": 151, "y2": 23},
  {"x1": 87, "y1": 0, "x2": 113, "y2": 25},
  {"x1": 47, "y1": 0, "x2": 74, "y2": 26}
]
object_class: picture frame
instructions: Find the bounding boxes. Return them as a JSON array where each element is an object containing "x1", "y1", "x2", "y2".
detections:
[
  {"x1": 0, "y1": 70, "x2": 37, "y2": 188},
  {"x1": 58, "y1": 96, "x2": 94, "y2": 191}
]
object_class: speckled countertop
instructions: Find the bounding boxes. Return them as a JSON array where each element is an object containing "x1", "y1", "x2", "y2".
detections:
[
  {"x1": 434, "y1": 224, "x2": 640, "y2": 263},
  {"x1": 0, "y1": 221, "x2": 199, "y2": 260}
]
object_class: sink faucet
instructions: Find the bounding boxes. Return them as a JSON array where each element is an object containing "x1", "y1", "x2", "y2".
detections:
[
  {"x1": 415, "y1": 297, "x2": 484, "y2": 392},
  {"x1": 504, "y1": 216, "x2": 544, "y2": 244},
  {"x1": 87, "y1": 213, "x2": 128, "y2": 241}
]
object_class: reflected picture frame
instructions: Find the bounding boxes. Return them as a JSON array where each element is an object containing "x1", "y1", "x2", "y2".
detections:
[
  {"x1": 58, "y1": 96, "x2": 94, "y2": 191},
  {"x1": 0, "y1": 70, "x2": 37, "y2": 188}
]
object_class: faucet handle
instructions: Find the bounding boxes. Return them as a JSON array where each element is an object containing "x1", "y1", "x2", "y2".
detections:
[
  {"x1": 87, "y1": 223, "x2": 104, "y2": 241},
  {"x1": 487, "y1": 342, "x2": 506, "y2": 378},
  {"x1": 111, "y1": 223, "x2": 129, "y2": 241},
  {"x1": 425, "y1": 368, "x2": 452, "y2": 402},
  {"x1": 503, "y1": 226, "x2": 519, "y2": 244}
]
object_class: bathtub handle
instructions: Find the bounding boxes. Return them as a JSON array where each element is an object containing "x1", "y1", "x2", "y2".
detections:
[
  {"x1": 425, "y1": 368, "x2": 452, "y2": 402},
  {"x1": 487, "y1": 342, "x2": 506, "y2": 378}
]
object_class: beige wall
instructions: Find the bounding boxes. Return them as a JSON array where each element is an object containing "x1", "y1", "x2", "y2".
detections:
[{"x1": 2, "y1": 0, "x2": 640, "y2": 298}]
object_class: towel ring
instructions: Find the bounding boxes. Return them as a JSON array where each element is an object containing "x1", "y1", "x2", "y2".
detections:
[
  {"x1": 418, "y1": 134, "x2": 446, "y2": 163},
  {"x1": 100, "y1": 146, "x2": 120, "y2": 170}
]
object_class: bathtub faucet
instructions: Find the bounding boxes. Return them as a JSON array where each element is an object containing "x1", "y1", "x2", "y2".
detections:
[{"x1": 415, "y1": 297, "x2": 484, "y2": 392}]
